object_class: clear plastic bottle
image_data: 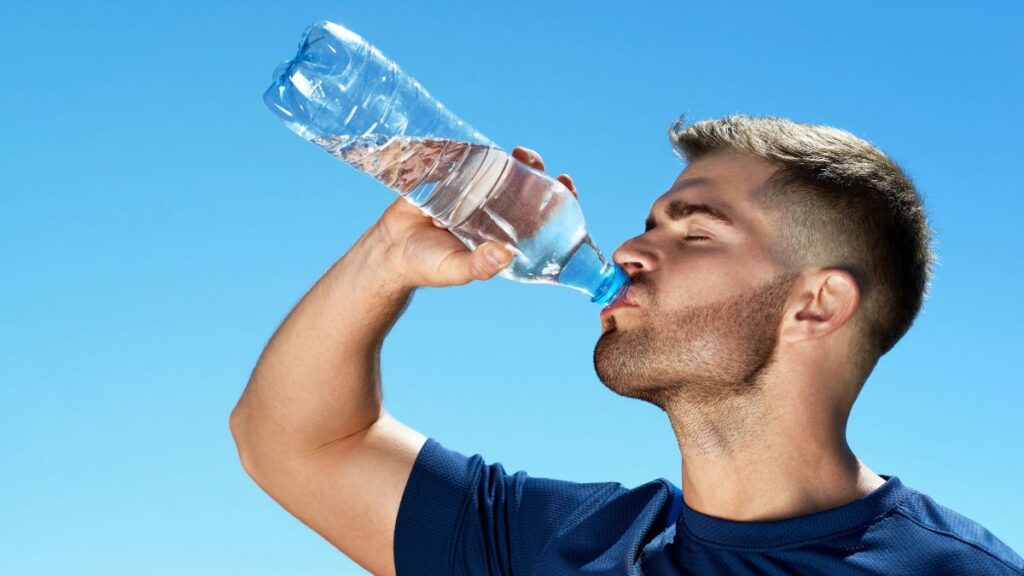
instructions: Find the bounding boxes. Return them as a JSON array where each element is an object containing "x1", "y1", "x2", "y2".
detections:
[{"x1": 263, "y1": 20, "x2": 629, "y2": 305}]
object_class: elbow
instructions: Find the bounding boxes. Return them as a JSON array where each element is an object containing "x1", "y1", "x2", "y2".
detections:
[
  {"x1": 229, "y1": 405, "x2": 260, "y2": 477},
  {"x1": 228, "y1": 401, "x2": 249, "y2": 446}
]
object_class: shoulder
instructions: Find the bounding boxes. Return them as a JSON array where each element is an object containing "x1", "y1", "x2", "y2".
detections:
[
  {"x1": 887, "y1": 484, "x2": 1024, "y2": 574},
  {"x1": 401, "y1": 437, "x2": 676, "y2": 511},
  {"x1": 395, "y1": 438, "x2": 680, "y2": 575}
]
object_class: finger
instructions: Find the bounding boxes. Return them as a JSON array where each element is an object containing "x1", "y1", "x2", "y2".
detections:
[
  {"x1": 435, "y1": 241, "x2": 513, "y2": 285},
  {"x1": 469, "y1": 242, "x2": 514, "y2": 281},
  {"x1": 386, "y1": 195, "x2": 428, "y2": 219},
  {"x1": 557, "y1": 174, "x2": 577, "y2": 198},
  {"x1": 512, "y1": 146, "x2": 546, "y2": 171}
]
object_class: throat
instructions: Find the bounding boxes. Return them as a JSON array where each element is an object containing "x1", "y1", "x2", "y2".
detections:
[{"x1": 675, "y1": 421, "x2": 878, "y2": 522}]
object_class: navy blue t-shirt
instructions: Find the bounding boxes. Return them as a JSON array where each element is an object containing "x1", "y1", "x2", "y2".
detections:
[{"x1": 395, "y1": 438, "x2": 1023, "y2": 575}]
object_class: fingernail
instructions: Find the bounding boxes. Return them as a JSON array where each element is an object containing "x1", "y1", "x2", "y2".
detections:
[{"x1": 486, "y1": 247, "x2": 509, "y2": 267}]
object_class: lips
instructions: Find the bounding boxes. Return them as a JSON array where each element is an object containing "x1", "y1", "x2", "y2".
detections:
[
  {"x1": 600, "y1": 287, "x2": 640, "y2": 317},
  {"x1": 623, "y1": 286, "x2": 641, "y2": 307}
]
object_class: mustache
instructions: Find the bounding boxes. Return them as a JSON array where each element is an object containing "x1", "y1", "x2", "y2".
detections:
[{"x1": 628, "y1": 273, "x2": 654, "y2": 304}]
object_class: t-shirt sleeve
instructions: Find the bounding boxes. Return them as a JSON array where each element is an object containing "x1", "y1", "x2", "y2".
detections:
[{"x1": 393, "y1": 437, "x2": 629, "y2": 576}]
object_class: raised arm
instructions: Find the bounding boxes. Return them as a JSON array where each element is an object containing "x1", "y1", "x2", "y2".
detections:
[{"x1": 228, "y1": 146, "x2": 573, "y2": 575}]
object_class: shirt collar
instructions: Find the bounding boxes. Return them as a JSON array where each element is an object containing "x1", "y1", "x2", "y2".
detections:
[{"x1": 678, "y1": 475, "x2": 912, "y2": 549}]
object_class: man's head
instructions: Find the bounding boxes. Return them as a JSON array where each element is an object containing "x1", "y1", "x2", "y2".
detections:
[{"x1": 594, "y1": 115, "x2": 934, "y2": 411}]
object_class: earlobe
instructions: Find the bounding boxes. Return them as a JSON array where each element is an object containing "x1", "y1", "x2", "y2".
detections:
[{"x1": 781, "y1": 271, "x2": 860, "y2": 344}]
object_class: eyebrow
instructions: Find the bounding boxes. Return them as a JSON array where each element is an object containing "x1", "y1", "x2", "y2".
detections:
[{"x1": 645, "y1": 188, "x2": 734, "y2": 231}]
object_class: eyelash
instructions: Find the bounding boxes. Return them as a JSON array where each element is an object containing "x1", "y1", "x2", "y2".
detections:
[{"x1": 642, "y1": 224, "x2": 710, "y2": 242}]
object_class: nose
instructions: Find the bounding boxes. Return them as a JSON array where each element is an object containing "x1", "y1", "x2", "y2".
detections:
[{"x1": 613, "y1": 234, "x2": 658, "y2": 276}]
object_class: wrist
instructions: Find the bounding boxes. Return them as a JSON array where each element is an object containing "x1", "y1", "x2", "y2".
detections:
[{"x1": 351, "y1": 221, "x2": 418, "y2": 294}]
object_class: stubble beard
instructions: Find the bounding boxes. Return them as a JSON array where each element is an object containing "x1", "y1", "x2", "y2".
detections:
[{"x1": 593, "y1": 273, "x2": 796, "y2": 411}]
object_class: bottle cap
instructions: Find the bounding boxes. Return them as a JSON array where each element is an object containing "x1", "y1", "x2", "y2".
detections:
[{"x1": 591, "y1": 265, "x2": 630, "y2": 305}]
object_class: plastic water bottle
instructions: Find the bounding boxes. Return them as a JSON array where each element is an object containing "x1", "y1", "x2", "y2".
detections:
[{"x1": 263, "y1": 20, "x2": 629, "y2": 305}]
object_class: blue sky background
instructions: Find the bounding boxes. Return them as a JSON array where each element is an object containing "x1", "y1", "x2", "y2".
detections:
[{"x1": 2, "y1": 1, "x2": 1022, "y2": 573}]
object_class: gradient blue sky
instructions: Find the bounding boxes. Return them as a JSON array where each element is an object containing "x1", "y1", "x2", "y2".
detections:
[{"x1": 2, "y1": 1, "x2": 1022, "y2": 574}]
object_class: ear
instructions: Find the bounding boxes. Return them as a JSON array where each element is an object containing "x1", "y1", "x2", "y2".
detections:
[{"x1": 779, "y1": 269, "x2": 860, "y2": 344}]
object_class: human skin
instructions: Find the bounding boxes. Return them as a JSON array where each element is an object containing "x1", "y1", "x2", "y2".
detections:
[
  {"x1": 229, "y1": 147, "x2": 571, "y2": 575},
  {"x1": 229, "y1": 147, "x2": 884, "y2": 575},
  {"x1": 595, "y1": 152, "x2": 886, "y2": 521}
]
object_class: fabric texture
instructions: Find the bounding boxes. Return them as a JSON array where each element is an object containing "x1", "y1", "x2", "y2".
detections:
[{"x1": 394, "y1": 438, "x2": 1024, "y2": 575}]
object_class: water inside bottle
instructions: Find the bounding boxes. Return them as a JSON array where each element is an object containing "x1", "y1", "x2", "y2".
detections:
[{"x1": 313, "y1": 134, "x2": 621, "y2": 297}]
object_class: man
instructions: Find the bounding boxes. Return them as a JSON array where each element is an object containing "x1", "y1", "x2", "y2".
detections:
[{"x1": 230, "y1": 115, "x2": 1023, "y2": 575}]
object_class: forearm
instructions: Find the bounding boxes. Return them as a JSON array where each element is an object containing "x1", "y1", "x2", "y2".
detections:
[{"x1": 230, "y1": 222, "x2": 414, "y2": 458}]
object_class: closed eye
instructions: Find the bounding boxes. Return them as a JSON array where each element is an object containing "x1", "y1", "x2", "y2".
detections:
[{"x1": 685, "y1": 235, "x2": 710, "y2": 241}]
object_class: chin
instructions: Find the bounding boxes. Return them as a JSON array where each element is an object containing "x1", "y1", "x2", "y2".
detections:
[{"x1": 593, "y1": 327, "x2": 674, "y2": 409}]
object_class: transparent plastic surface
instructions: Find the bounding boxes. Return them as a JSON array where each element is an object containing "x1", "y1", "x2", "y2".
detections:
[{"x1": 264, "y1": 21, "x2": 629, "y2": 304}]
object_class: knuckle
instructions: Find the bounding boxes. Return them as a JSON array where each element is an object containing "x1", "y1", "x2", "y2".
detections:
[{"x1": 466, "y1": 257, "x2": 488, "y2": 278}]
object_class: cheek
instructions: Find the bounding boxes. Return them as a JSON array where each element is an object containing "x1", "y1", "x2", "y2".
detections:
[{"x1": 656, "y1": 253, "x2": 777, "y2": 307}]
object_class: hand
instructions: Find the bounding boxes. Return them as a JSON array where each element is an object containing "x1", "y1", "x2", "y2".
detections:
[
  {"x1": 365, "y1": 145, "x2": 579, "y2": 289},
  {"x1": 511, "y1": 146, "x2": 579, "y2": 200}
]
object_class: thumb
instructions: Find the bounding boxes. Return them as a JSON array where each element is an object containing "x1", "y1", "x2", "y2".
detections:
[
  {"x1": 435, "y1": 242, "x2": 513, "y2": 285},
  {"x1": 462, "y1": 242, "x2": 514, "y2": 282}
]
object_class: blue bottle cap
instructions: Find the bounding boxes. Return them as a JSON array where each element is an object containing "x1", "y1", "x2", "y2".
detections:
[{"x1": 591, "y1": 265, "x2": 630, "y2": 305}]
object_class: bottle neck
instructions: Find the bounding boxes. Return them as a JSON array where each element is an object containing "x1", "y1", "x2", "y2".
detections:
[{"x1": 556, "y1": 236, "x2": 629, "y2": 304}]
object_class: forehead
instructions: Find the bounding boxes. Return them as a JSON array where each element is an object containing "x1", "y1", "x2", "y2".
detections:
[{"x1": 652, "y1": 152, "x2": 777, "y2": 218}]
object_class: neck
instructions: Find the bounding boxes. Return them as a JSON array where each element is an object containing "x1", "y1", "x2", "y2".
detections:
[{"x1": 665, "y1": 371, "x2": 885, "y2": 522}]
